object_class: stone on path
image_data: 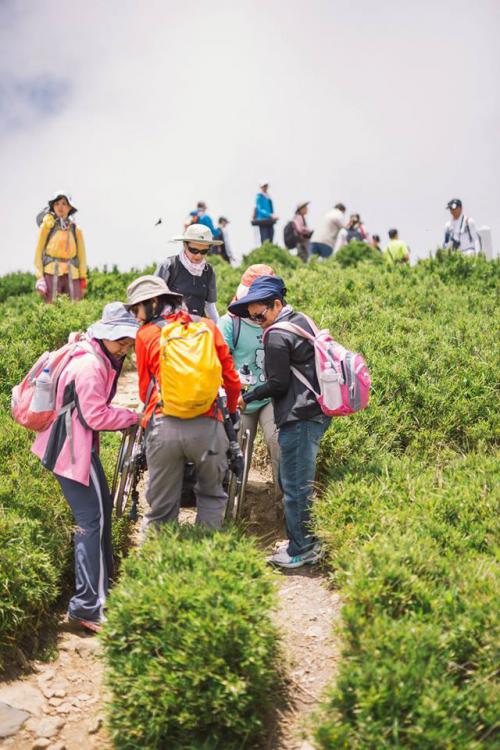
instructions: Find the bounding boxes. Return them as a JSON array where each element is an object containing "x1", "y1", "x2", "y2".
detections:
[
  {"x1": 31, "y1": 738, "x2": 51, "y2": 749},
  {"x1": 27, "y1": 716, "x2": 65, "y2": 739},
  {"x1": 0, "y1": 701, "x2": 30, "y2": 738},
  {"x1": 0, "y1": 683, "x2": 45, "y2": 717}
]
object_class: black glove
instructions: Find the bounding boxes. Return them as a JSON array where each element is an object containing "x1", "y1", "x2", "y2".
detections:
[
  {"x1": 228, "y1": 441, "x2": 244, "y2": 479},
  {"x1": 229, "y1": 410, "x2": 241, "y2": 433}
]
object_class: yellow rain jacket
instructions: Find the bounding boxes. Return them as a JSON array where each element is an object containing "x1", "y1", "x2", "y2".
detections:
[{"x1": 34, "y1": 213, "x2": 87, "y2": 280}]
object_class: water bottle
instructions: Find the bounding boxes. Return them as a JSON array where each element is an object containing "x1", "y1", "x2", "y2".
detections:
[{"x1": 30, "y1": 368, "x2": 53, "y2": 412}]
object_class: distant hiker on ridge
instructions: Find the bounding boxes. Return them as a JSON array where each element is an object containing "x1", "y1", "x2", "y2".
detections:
[
  {"x1": 34, "y1": 192, "x2": 87, "y2": 303},
  {"x1": 185, "y1": 201, "x2": 222, "y2": 240},
  {"x1": 310, "y1": 202, "x2": 346, "y2": 259},
  {"x1": 443, "y1": 198, "x2": 481, "y2": 256},
  {"x1": 252, "y1": 180, "x2": 278, "y2": 245},
  {"x1": 383, "y1": 228, "x2": 410, "y2": 265}
]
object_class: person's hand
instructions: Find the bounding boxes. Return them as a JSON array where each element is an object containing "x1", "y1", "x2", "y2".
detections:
[
  {"x1": 35, "y1": 278, "x2": 47, "y2": 296},
  {"x1": 229, "y1": 410, "x2": 241, "y2": 432}
]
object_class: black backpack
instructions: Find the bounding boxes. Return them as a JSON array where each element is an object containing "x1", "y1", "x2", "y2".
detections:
[{"x1": 284, "y1": 221, "x2": 298, "y2": 249}]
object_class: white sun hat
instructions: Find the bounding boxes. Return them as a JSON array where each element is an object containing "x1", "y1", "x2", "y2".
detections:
[
  {"x1": 259, "y1": 179, "x2": 270, "y2": 187},
  {"x1": 171, "y1": 224, "x2": 223, "y2": 245}
]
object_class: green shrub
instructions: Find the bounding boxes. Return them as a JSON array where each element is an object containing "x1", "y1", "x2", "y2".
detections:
[
  {"x1": 242, "y1": 243, "x2": 301, "y2": 271},
  {"x1": 316, "y1": 539, "x2": 499, "y2": 749},
  {"x1": 102, "y1": 525, "x2": 280, "y2": 750},
  {"x1": 334, "y1": 240, "x2": 384, "y2": 268},
  {"x1": 0, "y1": 271, "x2": 35, "y2": 302}
]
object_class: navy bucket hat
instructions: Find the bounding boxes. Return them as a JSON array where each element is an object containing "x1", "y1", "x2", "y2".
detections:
[{"x1": 228, "y1": 275, "x2": 287, "y2": 318}]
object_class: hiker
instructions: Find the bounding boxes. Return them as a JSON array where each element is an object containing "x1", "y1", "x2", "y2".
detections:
[
  {"x1": 185, "y1": 201, "x2": 222, "y2": 240},
  {"x1": 229, "y1": 276, "x2": 330, "y2": 569},
  {"x1": 443, "y1": 199, "x2": 481, "y2": 256},
  {"x1": 34, "y1": 192, "x2": 87, "y2": 303},
  {"x1": 370, "y1": 234, "x2": 382, "y2": 252},
  {"x1": 253, "y1": 180, "x2": 278, "y2": 244},
  {"x1": 310, "y1": 202, "x2": 346, "y2": 258},
  {"x1": 219, "y1": 264, "x2": 281, "y2": 502},
  {"x1": 31, "y1": 303, "x2": 140, "y2": 633},
  {"x1": 292, "y1": 202, "x2": 313, "y2": 263},
  {"x1": 345, "y1": 213, "x2": 368, "y2": 243},
  {"x1": 383, "y1": 228, "x2": 410, "y2": 264},
  {"x1": 155, "y1": 224, "x2": 222, "y2": 322},
  {"x1": 126, "y1": 275, "x2": 241, "y2": 534},
  {"x1": 208, "y1": 217, "x2": 234, "y2": 264}
]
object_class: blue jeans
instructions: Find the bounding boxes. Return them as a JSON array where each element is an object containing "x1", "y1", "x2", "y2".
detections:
[
  {"x1": 259, "y1": 223, "x2": 274, "y2": 244},
  {"x1": 310, "y1": 242, "x2": 333, "y2": 258},
  {"x1": 278, "y1": 418, "x2": 331, "y2": 556}
]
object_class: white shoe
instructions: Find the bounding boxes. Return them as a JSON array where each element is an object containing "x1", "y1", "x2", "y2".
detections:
[{"x1": 267, "y1": 546, "x2": 321, "y2": 569}]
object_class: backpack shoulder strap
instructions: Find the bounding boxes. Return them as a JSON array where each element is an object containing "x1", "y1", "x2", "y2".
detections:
[
  {"x1": 232, "y1": 316, "x2": 242, "y2": 349},
  {"x1": 263, "y1": 320, "x2": 315, "y2": 343}
]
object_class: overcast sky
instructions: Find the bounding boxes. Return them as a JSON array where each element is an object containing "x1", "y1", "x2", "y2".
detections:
[{"x1": 0, "y1": 0, "x2": 499, "y2": 274}]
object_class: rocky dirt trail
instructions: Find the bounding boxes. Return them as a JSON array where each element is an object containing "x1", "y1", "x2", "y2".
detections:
[{"x1": 0, "y1": 372, "x2": 341, "y2": 750}]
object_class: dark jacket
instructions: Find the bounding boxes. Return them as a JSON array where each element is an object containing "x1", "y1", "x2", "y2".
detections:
[
  {"x1": 243, "y1": 310, "x2": 322, "y2": 427},
  {"x1": 156, "y1": 256, "x2": 217, "y2": 317}
]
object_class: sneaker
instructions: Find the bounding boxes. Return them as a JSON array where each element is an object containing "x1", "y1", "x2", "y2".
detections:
[
  {"x1": 267, "y1": 546, "x2": 321, "y2": 569},
  {"x1": 68, "y1": 614, "x2": 103, "y2": 634}
]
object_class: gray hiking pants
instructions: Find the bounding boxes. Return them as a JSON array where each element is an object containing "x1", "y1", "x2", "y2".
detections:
[
  {"x1": 241, "y1": 402, "x2": 282, "y2": 501},
  {"x1": 55, "y1": 453, "x2": 112, "y2": 624},
  {"x1": 143, "y1": 414, "x2": 229, "y2": 534}
]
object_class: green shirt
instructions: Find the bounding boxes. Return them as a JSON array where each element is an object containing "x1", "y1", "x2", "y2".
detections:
[
  {"x1": 383, "y1": 239, "x2": 410, "y2": 264},
  {"x1": 218, "y1": 313, "x2": 271, "y2": 414}
]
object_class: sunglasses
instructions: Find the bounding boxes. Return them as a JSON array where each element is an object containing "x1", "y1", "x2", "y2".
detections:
[
  {"x1": 249, "y1": 303, "x2": 274, "y2": 322},
  {"x1": 187, "y1": 245, "x2": 210, "y2": 255}
]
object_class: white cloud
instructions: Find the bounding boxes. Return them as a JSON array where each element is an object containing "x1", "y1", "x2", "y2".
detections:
[{"x1": 1, "y1": 0, "x2": 499, "y2": 276}]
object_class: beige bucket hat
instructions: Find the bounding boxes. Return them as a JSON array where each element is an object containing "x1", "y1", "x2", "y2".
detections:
[
  {"x1": 125, "y1": 275, "x2": 183, "y2": 309},
  {"x1": 171, "y1": 224, "x2": 223, "y2": 245}
]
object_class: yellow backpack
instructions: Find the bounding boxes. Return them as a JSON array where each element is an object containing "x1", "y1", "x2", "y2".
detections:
[{"x1": 158, "y1": 319, "x2": 222, "y2": 419}]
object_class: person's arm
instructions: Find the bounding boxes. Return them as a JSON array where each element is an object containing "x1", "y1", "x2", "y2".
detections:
[
  {"x1": 75, "y1": 227, "x2": 87, "y2": 280},
  {"x1": 243, "y1": 334, "x2": 291, "y2": 403},
  {"x1": 210, "y1": 323, "x2": 241, "y2": 413},
  {"x1": 205, "y1": 302, "x2": 219, "y2": 322},
  {"x1": 74, "y1": 360, "x2": 138, "y2": 431},
  {"x1": 155, "y1": 258, "x2": 171, "y2": 283},
  {"x1": 34, "y1": 215, "x2": 54, "y2": 279},
  {"x1": 135, "y1": 328, "x2": 160, "y2": 405}
]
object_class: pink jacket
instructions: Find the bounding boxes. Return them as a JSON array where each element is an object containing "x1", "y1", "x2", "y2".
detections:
[{"x1": 32, "y1": 337, "x2": 138, "y2": 486}]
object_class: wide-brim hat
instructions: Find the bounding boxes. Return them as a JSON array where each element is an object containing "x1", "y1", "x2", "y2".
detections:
[
  {"x1": 172, "y1": 224, "x2": 223, "y2": 246},
  {"x1": 259, "y1": 179, "x2": 270, "y2": 188},
  {"x1": 88, "y1": 302, "x2": 140, "y2": 340},
  {"x1": 228, "y1": 275, "x2": 286, "y2": 318},
  {"x1": 48, "y1": 191, "x2": 77, "y2": 215},
  {"x1": 125, "y1": 275, "x2": 183, "y2": 309},
  {"x1": 296, "y1": 201, "x2": 310, "y2": 212}
]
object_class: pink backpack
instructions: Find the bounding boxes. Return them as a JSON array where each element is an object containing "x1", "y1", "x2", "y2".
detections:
[
  {"x1": 263, "y1": 313, "x2": 371, "y2": 417},
  {"x1": 11, "y1": 334, "x2": 90, "y2": 432}
]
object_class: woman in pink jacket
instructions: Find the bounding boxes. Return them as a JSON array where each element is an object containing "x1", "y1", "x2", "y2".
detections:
[{"x1": 32, "y1": 302, "x2": 139, "y2": 633}]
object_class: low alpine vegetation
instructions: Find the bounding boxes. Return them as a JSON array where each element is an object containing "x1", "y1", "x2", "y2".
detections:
[{"x1": 101, "y1": 525, "x2": 280, "y2": 750}]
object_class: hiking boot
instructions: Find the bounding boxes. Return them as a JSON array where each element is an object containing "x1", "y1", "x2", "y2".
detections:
[{"x1": 267, "y1": 545, "x2": 321, "y2": 569}]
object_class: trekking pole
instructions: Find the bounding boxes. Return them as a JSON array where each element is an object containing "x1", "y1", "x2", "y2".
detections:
[
  {"x1": 216, "y1": 391, "x2": 250, "y2": 520},
  {"x1": 112, "y1": 379, "x2": 155, "y2": 519}
]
